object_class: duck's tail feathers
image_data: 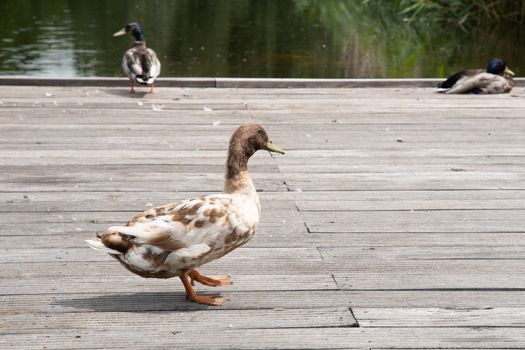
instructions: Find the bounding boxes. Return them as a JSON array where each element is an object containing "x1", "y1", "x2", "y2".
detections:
[
  {"x1": 438, "y1": 70, "x2": 469, "y2": 89},
  {"x1": 135, "y1": 75, "x2": 155, "y2": 85},
  {"x1": 86, "y1": 239, "x2": 123, "y2": 255}
]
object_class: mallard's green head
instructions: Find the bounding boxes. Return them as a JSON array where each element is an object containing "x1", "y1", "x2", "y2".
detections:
[
  {"x1": 114, "y1": 22, "x2": 145, "y2": 42},
  {"x1": 487, "y1": 58, "x2": 515, "y2": 76}
]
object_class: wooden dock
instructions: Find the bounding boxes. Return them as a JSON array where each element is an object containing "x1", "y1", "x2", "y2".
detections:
[{"x1": 1, "y1": 82, "x2": 525, "y2": 349}]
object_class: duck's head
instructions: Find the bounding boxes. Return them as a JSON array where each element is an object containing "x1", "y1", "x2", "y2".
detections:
[
  {"x1": 229, "y1": 124, "x2": 285, "y2": 159},
  {"x1": 225, "y1": 124, "x2": 284, "y2": 188},
  {"x1": 113, "y1": 22, "x2": 145, "y2": 42},
  {"x1": 487, "y1": 58, "x2": 515, "y2": 76}
]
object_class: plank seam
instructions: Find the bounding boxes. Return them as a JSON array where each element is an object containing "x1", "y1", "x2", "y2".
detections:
[{"x1": 348, "y1": 307, "x2": 360, "y2": 328}]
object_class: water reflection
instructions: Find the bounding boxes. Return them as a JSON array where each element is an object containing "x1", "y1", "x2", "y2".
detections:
[{"x1": 0, "y1": 0, "x2": 523, "y2": 78}]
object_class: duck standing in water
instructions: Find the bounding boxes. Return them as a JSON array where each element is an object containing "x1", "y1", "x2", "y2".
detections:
[
  {"x1": 437, "y1": 58, "x2": 515, "y2": 94},
  {"x1": 86, "y1": 124, "x2": 285, "y2": 306},
  {"x1": 114, "y1": 22, "x2": 161, "y2": 93}
]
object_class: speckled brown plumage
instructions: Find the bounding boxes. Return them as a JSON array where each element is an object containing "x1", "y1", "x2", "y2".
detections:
[{"x1": 86, "y1": 124, "x2": 284, "y2": 306}]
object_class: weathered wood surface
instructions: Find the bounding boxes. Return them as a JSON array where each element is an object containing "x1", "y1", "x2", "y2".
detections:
[{"x1": 1, "y1": 85, "x2": 525, "y2": 349}]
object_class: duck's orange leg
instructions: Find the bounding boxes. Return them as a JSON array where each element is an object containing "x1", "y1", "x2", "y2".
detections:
[
  {"x1": 147, "y1": 83, "x2": 156, "y2": 94},
  {"x1": 180, "y1": 272, "x2": 224, "y2": 306},
  {"x1": 129, "y1": 79, "x2": 135, "y2": 94},
  {"x1": 189, "y1": 270, "x2": 233, "y2": 286}
]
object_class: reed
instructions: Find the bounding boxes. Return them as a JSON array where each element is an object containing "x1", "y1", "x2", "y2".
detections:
[
  {"x1": 296, "y1": 0, "x2": 525, "y2": 31},
  {"x1": 293, "y1": 0, "x2": 524, "y2": 77},
  {"x1": 398, "y1": 0, "x2": 525, "y2": 30}
]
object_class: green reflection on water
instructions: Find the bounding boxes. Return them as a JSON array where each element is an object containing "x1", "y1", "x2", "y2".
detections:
[{"x1": 0, "y1": 0, "x2": 523, "y2": 77}]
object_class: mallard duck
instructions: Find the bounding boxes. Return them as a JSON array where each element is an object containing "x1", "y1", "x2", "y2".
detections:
[
  {"x1": 437, "y1": 58, "x2": 515, "y2": 94},
  {"x1": 114, "y1": 22, "x2": 161, "y2": 94},
  {"x1": 86, "y1": 124, "x2": 284, "y2": 306}
]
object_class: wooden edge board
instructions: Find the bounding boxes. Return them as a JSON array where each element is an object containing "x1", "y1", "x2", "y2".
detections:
[{"x1": 2, "y1": 76, "x2": 524, "y2": 88}]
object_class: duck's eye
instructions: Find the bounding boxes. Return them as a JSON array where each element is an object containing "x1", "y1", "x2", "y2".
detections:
[{"x1": 257, "y1": 129, "x2": 263, "y2": 134}]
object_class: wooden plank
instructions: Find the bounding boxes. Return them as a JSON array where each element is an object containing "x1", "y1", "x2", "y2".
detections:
[
  {"x1": 298, "y1": 199, "x2": 525, "y2": 211},
  {"x1": 276, "y1": 148, "x2": 525, "y2": 158},
  {"x1": 284, "y1": 164, "x2": 525, "y2": 174},
  {"x1": 304, "y1": 210, "x2": 525, "y2": 233},
  {"x1": 2, "y1": 258, "x2": 524, "y2": 282},
  {"x1": 285, "y1": 172, "x2": 525, "y2": 191},
  {"x1": 353, "y1": 307, "x2": 525, "y2": 327},
  {"x1": 0, "y1": 191, "x2": 295, "y2": 212},
  {"x1": 306, "y1": 232, "x2": 525, "y2": 248},
  {"x1": 320, "y1": 246, "x2": 525, "y2": 260},
  {"x1": 4, "y1": 109, "x2": 525, "y2": 126},
  {"x1": 4, "y1": 121, "x2": 525, "y2": 133},
  {"x1": 1, "y1": 292, "x2": 360, "y2": 314},
  {"x1": 0, "y1": 164, "x2": 278, "y2": 177},
  {"x1": 3, "y1": 189, "x2": 524, "y2": 208},
  {"x1": 0, "y1": 275, "x2": 337, "y2": 295},
  {"x1": 0, "y1": 149, "x2": 279, "y2": 166},
  {"x1": 277, "y1": 155, "x2": 525, "y2": 166},
  {"x1": 0, "y1": 179, "x2": 286, "y2": 192},
  {"x1": 4, "y1": 142, "x2": 525, "y2": 152},
  {"x1": 334, "y1": 272, "x2": 525, "y2": 290},
  {"x1": 2, "y1": 189, "x2": 524, "y2": 208},
  {"x1": 0, "y1": 211, "x2": 305, "y2": 242},
  {"x1": 3, "y1": 150, "x2": 525, "y2": 166},
  {"x1": 1, "y1": 327, "x2": 524, "y2": 349},
  {"x1": 0, "y1": 307, "x2": 356, "y2": 334},
  {"x1": 4, "y1": 290, "x2": 525, "y2": 314},
  {"x1": 0, "y1": 167, "x2": 284, "y2": 182},
  {"x1": 323, "y1": 258, "x2": 525, "y2": 275},
  {"x1": 2, "y1": 123, "x2": 525, "y2": 146},
  {"x1": 0, "y1": 100, "x2": 248, "y2": 110},
  {"x1": 3, "y1": 97, "x2": 524, "y2": 113}
]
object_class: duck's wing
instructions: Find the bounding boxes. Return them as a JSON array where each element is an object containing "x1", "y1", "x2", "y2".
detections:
[
  {"x1": 443, "y1": 72, "x2": 504, "y2": 94},
  {"x1": 87, "y1": 196, "x2": 247, "y2": 275},
  {"x1": 144, "y1": 48, "x2": 161, "y2": 83},
  {"x1": 122, "y1": 47, "x2": 160, "y2": 84},
  {"x1": 437, "y1": 69, "x2": 483, "y2": 92},
  {"x1": 90, "y1": 197, "x2": 236, "y2": 257},
  {"x1": 122, "y1": 49, "x2": 144, "y2": 81}
]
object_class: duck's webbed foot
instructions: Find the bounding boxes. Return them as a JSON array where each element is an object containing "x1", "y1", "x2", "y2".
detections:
[
  {"x1": 180, "y1": 272, "x2": 225, "y2": 306},
  {"x1": 146, "y1": 83, "x2": 156, "y2": 94},
  {"x1": 189, "y1": 269, "x2": 233, "y2": 286}
]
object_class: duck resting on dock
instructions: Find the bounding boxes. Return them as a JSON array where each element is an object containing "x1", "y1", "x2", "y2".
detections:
[
  {"x1": 114, "y1": 22, "x2": 161, "y2": 93},
  {"x1": 437, "y1": 58, "x2": 515, "y2": 94},
  {"x1": 86, "y1": 124, "x2": 285, "y2": 306}
]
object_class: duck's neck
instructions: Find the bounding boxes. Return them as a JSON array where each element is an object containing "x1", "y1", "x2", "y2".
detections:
[
  {"x1": 132, "y1": 30, "x2": 145, "y2": 42},
  {"x1": 132, "y1": 41, "x2": 146, "y2": 47},
  {"x1": 224, "y1": 147, "x2": 255, "y2": 195}
]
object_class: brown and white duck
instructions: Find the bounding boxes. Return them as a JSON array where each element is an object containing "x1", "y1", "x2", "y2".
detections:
[{"x1": 86, "y1": 124, "x2": 284, "y2": 306}]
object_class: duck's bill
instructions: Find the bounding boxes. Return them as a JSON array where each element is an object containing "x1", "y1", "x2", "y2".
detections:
[
  {"x1": 265, "y1": 141, "x2": 285, "y2": 155},
  {"x1": 505, "y1": 67, "x2": 515, "y2": 76},
  {"x1": 113, "y1": 28, "x2": 127, "y2": 37}
]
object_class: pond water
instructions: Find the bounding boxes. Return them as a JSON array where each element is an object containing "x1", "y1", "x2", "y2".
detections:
[{"x1": 0, "y1": 0, "x2": 523, "y2": 78}]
